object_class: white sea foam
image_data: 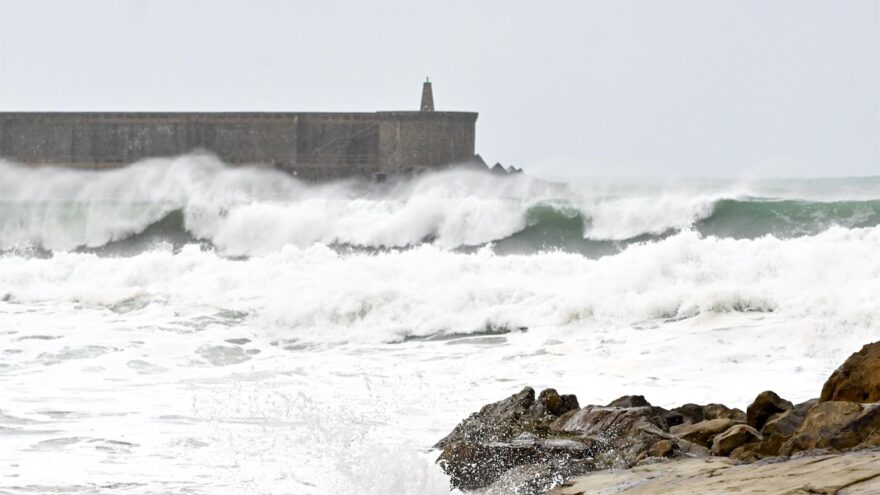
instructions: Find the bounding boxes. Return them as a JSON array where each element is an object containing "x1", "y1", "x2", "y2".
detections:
[
  {"x1": 2, "y1": 225, "x2": 878, "y2": 343},
  {"x1": 4, "y1": 156, "x2": 877, "y2": 253},
  {"x1": 2, "y1": 157, "x2": 879, "y2": 494},
  {"x1": 1, "y1": 225, "x2": 877, "y2": 493}
]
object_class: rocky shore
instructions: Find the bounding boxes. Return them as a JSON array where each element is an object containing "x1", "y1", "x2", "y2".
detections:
[{"x1": 435, "y1": 341, "x2": 880, "y2": 494}]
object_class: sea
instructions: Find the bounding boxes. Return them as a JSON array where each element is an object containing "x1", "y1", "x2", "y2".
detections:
[{"x1": 1, "y1": 155, "x2": 878, "y2": 494}]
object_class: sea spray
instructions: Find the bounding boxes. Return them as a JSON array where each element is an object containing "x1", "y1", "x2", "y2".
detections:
[
  {"x1": 2, "y1": 226, "x2": 878, "y2": 344},
  {"x1": 3, "y1": 157, "x2": 879, "y2": 255},
  {"x1": 2, "y1": 157, "x2": 879, "y2": 494}
]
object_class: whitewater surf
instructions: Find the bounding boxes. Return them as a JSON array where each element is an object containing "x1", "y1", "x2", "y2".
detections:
[{"x1": 1, "y1": 156, "x2": 879, "y2": 494}]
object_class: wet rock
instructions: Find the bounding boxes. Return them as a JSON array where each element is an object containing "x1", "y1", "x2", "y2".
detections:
[
  {"x1": 560, "y1": 394, "x2": 580, "y2": 413},
  {"x1": 538, "y1": 388, "x2": 578, "y2": 416},
  {"x1": 728, "y1": 443, "x2": 761, "y2": 463},
  {"x1": 752, "y1": 399, "x2": 816, "y2": 457},
  {"x1": 671, "y1": 403, "x2": 704, "y2": 423},
  {"x1": 440, "y1": 340, "x2": 880, "y2": 493},
  {"x1": 551, "y1": 405, "x2": 670, "y2": 446},
  {"x1": 436, "y1": 388, "x2": 685, "y2": 491},
  {"x1": 673, "y1": 438, "x2": 712, "y2": 458},
  {"x1": 670, "y1": 418, "x2": 743, "y2": 448},
  {"x1": 551, "y1": 405, "x2": 670, "y2": 468},
  {"x1": 646, "y1": 439, "x2": 675, "y2": 458},
  {"x1": 480, "y1": 461, "x2": 592, "y2": 495},
  {"x1": 435, "y1": 387, "x2": 587, "y2": 490},
  {"x1": 539, "y1": 389, "x2": 563, "y2": 415},
  {"x1": 711, "y1": 424, "x2": 762, "y2": 456},
  {"x1": 660, "y1": 410, "x2": 685, "y2": 428},
  {"x1": 437, "y1": 436, "x2": 598, "y2": 491},
  {"x1": 434, "y1": 386, "x2": 541, "y2": 449},
  {"x1": 703, "y1": 403, "x2": 747, "y2": 422},
  {"x1": 747, "y1": 391, "x2": 794, "y2": 430},
  {"x1": 606, "y1": 395, "x2": 651, "y2": 408},
  {"x1": 820, "y1": 341, "x2": 880, "y2": 403},
  {"x1": 780, "y1": 401, "x2": 865, "y2": 455}
]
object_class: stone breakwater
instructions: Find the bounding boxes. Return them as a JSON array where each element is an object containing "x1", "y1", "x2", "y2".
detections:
[{"x1": 435, "y1": 341, "x2": 880, "y2": 494}]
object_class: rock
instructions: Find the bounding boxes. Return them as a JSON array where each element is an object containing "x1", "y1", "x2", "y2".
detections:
[
  {"x1": 537, "y1": 388, "x2": 580, "y2": 416},
  {"x1": 434, "y1": 387, "x2": 587, "y2": 490},
  {"x1": 672, "y1": 403, "x2": 704, "y2": 423},
  {"x1": 826, "y1": 404, "x2": 880, "y2": 451},
  {"x1": 551, "y1": 405, "x2": 672, "y2": 467},
  {"x1": 670, "y1": 418, "x2": 743, "y2": 448},
  {"x1": 539, "y1": 388, "x2": 564, "y2": 415},
  {"x1": 779, "y1": 401, "x2": 880, "y2": 455},
  {"x1": 435, "y1": 386, "x2": 563, "y2": 449},
  {"x1": 606, "y1": 395, "x2": 651, "y2": 408},
  {"x1": 546, "y1": 450, "x2": 880, "y2": 495},
  {"x1": 749, "y1": 398, "x2": 817, "y2": 457},
  {"x1": 728, "y1": 443, "x2": 761, "y2": 463},
  {"x1": 551, "y1": 405, "x2": 671, "y2": 437},
  {"x1": 703, "y1": 403, "x2": 747, "y2": 422},
  {"x1": 480, "y1": 461, "x2": 592, "y2": 495},
  {"x1": 747, "y1": 391, "x2": 794, "y2": 430},
  {"x1": 711, "y1": 424, "x2": 762, "y2": 456},
  {"x1": 820, "y1": 341, "x2": 880, "y2": 403},
  {"x1": 673, "y1": 438, "x2": 712, "y2": 458},
  {"x1": 647, "y1": 439, "x2": 675, "y2": 458},
  {"x1": 437, "y1": 436, "x2": 597, "y2": 491},
  {"x1": 662, "y1": 410, "x2": 686, "y2": 427}
]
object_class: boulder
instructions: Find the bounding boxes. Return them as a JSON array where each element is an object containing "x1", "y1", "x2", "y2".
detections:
[
  {"x1": 606, "y1": 395, "x2": 651, "y2": 408},
  {"x1": 672, "y1": 403, "x2": 704, "y2": 423},
  {"x1": 646, "y1": 439, "x2": 675, "y2": 458},
  {"x1": 746, "y1": 391, "x2": 794, "y2": 430},
  {"x1": 551, "y1": 405, "x2": 673, "y2": 466},
  {"x1": 662, "y1": 410, "x2": 686, "y2": 427},
  {"x1": 780, "y1": 401, "x2": 865, "y2": 455},
  {"x1": 481, "y1": 461, "x2": 594, "y2": 495},
  {"x1": 670, "y1": 418, "x2": 743, "y2": 448},
  {"x1": 711, "y1": 424, "x2": 762, "y2": 456},
  {"x1": 728, "y1": 443, "x2": 761, "y2": 463},
  {"x1": 434, "y1": 386, "x2": 577, "y2": 450},
  {"x1": 434, "y1": 387, "x2": 586, "y2": 490},
  {"x1": 703, "y1": 403, "x2": 747, "y2": 422},
  {"x1": 752, "y1": 399, "x2": 816, "y2": 457},
  {"x1": 437, "y1": 436, "x2": 598, "y2": 491},
  {"x1": 436, "y1": 388, "x2": 686, "y2": 491},
  {"x1": 538, "y1": 388, "x2": 579, "y2": 415},
  {"x1": 820, "y1": 341, "x2": 880, "y2": 403}
]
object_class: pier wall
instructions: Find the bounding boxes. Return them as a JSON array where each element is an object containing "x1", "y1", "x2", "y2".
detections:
[{"x1": 0, "y1": 111, "x2": 477, "y2": 181}]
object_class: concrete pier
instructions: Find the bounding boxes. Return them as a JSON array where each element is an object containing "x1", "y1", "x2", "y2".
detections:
[{"x1": 0, "y1": 84, "x2": 478, "y2": 181}]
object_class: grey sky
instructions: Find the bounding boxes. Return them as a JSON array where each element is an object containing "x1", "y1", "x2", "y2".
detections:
[{"x1": 1, "y1": 0, "x2": 878, "y2": 179}]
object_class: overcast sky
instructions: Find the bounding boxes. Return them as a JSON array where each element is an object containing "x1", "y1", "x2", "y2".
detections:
[{"x1": 0, "y1": 0, "x2": 878, "y2": 179}]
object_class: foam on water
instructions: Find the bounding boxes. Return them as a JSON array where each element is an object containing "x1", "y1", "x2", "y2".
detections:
[
  {"x1": 1, "y1": 157, "x2": 879, "y2": 493},
  {"x1": 3, "y1": 157, "x2": 879, "y2": 255},
  {"x1": 2, "y1": 226, "x2": 878, "y2": 343}
]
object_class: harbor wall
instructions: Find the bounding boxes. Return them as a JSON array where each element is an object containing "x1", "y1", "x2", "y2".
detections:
[{"x1": 0, "y1": 111, "x2": 478, "y2": 180}]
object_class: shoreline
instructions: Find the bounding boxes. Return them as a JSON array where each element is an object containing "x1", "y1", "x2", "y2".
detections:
[{"x1": 435, "y1": 341, "x2": 880, "y2": 494}]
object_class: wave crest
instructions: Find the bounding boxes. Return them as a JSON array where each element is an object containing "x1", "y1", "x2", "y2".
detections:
[{"x1": 1, "y1": 156, "x2": 879, "y2": 255}]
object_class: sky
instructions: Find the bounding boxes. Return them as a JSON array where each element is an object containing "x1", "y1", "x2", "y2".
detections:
[{"x1": 0, "y1": 0, "x2": 878, "y2": 179}]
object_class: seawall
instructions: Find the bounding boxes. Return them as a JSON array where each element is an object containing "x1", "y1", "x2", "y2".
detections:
[{"x1": 0, "y1": 111, "x2": 478, "y2": 181}]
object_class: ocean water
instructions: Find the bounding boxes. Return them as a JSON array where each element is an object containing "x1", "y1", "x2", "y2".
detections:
[{"x1": 1, "y1": 155, "x2": 878, "y2": 494}]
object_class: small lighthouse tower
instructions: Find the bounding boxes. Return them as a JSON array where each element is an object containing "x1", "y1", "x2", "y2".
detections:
[{"x1": 420, "y1": 78, "x2": 434, "y2": 112}]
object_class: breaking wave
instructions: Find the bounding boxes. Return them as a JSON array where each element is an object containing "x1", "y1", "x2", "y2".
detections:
[
  {"x1": 1, "y1": 155, "x2": 879, "y2": 256},
  {"x1": 2, "y1": 226, "x2": 878, "y2": 344}
]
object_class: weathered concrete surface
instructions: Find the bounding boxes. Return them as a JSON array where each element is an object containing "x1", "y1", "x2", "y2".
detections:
[
  {"x1": 547, "y1": 449, "x2": 880, "y2": 495},
  {"x1": 0, "y1": 109, "x2": 478, "y2": 181}
]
